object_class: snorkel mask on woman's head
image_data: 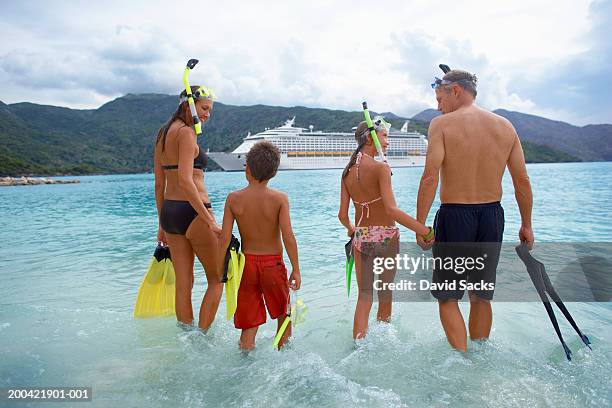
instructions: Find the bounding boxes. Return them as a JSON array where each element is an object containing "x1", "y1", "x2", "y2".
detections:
[
  {"x1": 182, "y1": 58, "x2": 216, "y2": 136},
  {"x1": 179, "y1": 85, "x2": 216, "y2": 104}
]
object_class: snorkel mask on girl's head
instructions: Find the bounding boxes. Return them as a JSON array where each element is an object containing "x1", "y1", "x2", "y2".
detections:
[{"x1": 373, "y1": 116, "x2": 391, "y2": 132}]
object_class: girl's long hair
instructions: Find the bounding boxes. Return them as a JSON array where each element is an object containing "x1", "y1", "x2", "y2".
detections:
[
  {"x1": 342, "y1": 121, "x2": 370, "y2": 178},
  {"x1": 155, "y1": 86, "x2": 201, "y2": 151}
]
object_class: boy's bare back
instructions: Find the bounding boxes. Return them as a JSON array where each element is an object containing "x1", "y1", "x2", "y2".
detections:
[{"x1": 227, "y1": 186, "x2": 286, "y2": 254}]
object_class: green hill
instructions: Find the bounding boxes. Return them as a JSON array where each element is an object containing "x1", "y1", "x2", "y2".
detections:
[{"x1": 0, "y1": 95, "x2": 593, "y2": 176}]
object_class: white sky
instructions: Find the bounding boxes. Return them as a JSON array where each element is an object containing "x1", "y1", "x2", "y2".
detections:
[{"x1": 1, "y1": 0, "x2": 609, "y2": 125}]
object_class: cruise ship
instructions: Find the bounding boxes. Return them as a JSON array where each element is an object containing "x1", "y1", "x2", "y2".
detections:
[{"x1": 207, "y1": 117, "x2": 428, "y2": 171}]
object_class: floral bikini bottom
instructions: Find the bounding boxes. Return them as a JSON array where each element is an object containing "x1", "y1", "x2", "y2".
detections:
[{"x1": 352, "y1": 226, "x2": 400, "y2": 256}]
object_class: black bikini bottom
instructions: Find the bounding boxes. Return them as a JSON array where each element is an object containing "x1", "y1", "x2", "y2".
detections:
[{"x1": 160, "y1": 200, "x2": 212, "y2": 235}]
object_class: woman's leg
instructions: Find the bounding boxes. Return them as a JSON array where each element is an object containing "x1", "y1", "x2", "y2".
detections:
[
  {"x1": 186, "y1": 216, "x2": 224, "y2": 330},
  {"x1": 377, "y1": 236, "x2": 399, "y2": 322},
  {"x1": 353, "y1": 248, "x2": 374, "y2": 339},
  {"x1": 165, "y1": 233, "x2": 195, "y2": 324}
]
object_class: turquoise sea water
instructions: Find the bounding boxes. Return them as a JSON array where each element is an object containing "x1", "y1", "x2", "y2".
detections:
[{"x1": 1, "y1": 162, "x2": 611, "y2": 407}]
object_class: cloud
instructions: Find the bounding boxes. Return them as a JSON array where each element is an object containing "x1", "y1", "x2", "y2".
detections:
[
  {"x1": 0, "y1": 0, "x2": 608, "y2": 125},
  {"x1": 390, "y1": 30, "x2": 538, "y2": 116},
  {"x1": 507, "y1": 0, "x2": 612, "y2": 124}
]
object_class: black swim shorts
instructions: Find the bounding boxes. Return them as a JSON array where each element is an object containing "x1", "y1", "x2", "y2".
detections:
[{"x1": 431, "y1": 202, "x2": 504, "y2": 300}]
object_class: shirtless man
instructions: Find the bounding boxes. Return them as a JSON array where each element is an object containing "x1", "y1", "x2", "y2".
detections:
[{"x1": 416, "y1": 67, "x2": 535, "y2": 352}]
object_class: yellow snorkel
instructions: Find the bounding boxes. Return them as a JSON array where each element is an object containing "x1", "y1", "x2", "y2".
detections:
[
  {"x1": 181, "y1": 59, "x2": 215, "y2": 136},
  {"x1": 183, "y1": 59, "x2": 202, "y2": 135},
  {"x1": 362, "y1": 101, "x2": 391, "y2": 168},
  {"x1": 273, "y1": 289, "x2": 307, "y2": 348}
]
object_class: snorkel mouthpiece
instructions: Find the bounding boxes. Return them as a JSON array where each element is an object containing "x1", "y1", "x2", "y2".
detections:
[
  {"x1": 183, "y1": 59, "x2": 202, "y2": 136},
  {"x1": 439, "y1": 63, "x2": 451, "y2": 74}
]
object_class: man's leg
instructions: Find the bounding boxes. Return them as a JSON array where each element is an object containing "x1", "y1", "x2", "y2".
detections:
[
  {"x1": 468, "y1": 294, "x2": 492, "y2": 340},
  {"x1": 439, "y1": 299, "x2": 467, "y2": 352}
]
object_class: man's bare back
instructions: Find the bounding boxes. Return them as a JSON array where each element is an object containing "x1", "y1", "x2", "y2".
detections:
[
  {"x1": 433, "y1": 105, "x2": 517, "y2": 204},
  {"x1": 227, "y1": 186, "x2": 285, "y2": 254}
]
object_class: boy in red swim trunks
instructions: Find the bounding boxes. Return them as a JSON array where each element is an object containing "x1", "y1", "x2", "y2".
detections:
[{"x1": 218, "y1": 140, "x2": 301, "y2": 350}]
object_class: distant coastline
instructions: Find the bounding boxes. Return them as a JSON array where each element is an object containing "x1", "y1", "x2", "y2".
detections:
[{"x1": 1, "y1": 94, "x2": 608, "y2": 177}]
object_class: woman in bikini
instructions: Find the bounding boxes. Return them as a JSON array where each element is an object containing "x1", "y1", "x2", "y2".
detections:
[
  {"x1": 154, "y1": 85, "x2": 223, "y2": 331},
  {"x1": 338, "y1": 119, "x2": 432, "y2": 339}
]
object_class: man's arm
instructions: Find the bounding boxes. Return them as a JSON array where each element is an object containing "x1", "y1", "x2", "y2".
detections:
[
  {"x1": 279, "y1": 193, "x2": 300, "y2": 290},
  {"x1": 506, "y1": 125, "x2": 534, "y2": 248},
  {"x1": 417, "y1": 118, "x2": 445, "y2": 226}
]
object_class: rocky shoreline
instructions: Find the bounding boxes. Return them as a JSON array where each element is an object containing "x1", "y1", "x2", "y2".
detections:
[{"x1": 0, "y1": 177, "x2": 80, "y2": 186}]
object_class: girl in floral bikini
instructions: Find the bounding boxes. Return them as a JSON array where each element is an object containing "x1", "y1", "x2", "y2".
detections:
[{"x1": 338, "y1": 119, "x2": 432, "y2": 339}]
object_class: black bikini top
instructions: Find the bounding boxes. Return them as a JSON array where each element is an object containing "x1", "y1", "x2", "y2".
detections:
[{"x1": 161, "y1": 147, "x2": 208, "y2": 170}]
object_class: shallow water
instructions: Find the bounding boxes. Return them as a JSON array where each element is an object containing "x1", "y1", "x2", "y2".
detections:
[{"x1": 1, "y1": 162, "x2": 611, "y2": 407}]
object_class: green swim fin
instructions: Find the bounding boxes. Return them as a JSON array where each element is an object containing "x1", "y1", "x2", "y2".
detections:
[
  {"x1": 345, "y1": 237, "x2": 354, "y2": 297},
  {"x1": 225, "y1": 235, "x2": 245, "y2": 320},
  {"x1": 134, "y1": 245, "x2": 175, "y2": 318}
]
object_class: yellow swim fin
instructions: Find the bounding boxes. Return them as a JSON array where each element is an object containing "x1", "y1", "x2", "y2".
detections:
[
  {"x1": 158, "y1": 250, "x2": 176, "y2": 317},
  {"x1": 134, "y1": 244, "x2": 174, "y2": 318},
  {"x1": 225, "y1": 235, "x2": 245, "y2": 320}
]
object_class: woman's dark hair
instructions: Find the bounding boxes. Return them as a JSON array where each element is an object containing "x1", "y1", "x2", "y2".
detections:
[
  {"x1": 155, "y1": 85, "x2": 202, "y2": 151},
  {"x1": 342, "y1": 121, "x2": 370, "y2": 179}
]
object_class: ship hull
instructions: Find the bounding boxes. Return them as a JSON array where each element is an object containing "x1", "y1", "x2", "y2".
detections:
[{"x1": 208, "y1": 152, "x2": 425, "y2": 171}]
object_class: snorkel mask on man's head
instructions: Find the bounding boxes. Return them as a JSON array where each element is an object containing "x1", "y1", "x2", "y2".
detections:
[{"x1": 431, "y1": 63, "x2": 478, "y2": 94}]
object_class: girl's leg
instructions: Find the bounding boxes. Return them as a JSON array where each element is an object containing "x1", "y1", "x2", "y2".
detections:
[
  {"x1": 240, "y1": 327, "x2": 259, "y2": 350},
  {"x1": 377, "y1": 236, "x2": 399, "y2": 322},
  {"x1": 165, "y1": 233, "x2": 195, "y2": 324},
  {"x1": 186, "y1": 216, "x2": 224, "y2": 330},
  {"x1": 275, "y1": 315, "x2": 292, "y2": 349},
  {"x1": 353, "y1": 249, "x2": 374, "y2": 339}
]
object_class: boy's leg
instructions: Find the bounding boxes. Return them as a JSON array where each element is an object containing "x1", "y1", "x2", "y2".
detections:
[
  {"x1": 275, "y1": 315, "x2": 292, "y2": 349},
  {"x1": 240, "y1": 327, "x2": 259, "y2": 350}
]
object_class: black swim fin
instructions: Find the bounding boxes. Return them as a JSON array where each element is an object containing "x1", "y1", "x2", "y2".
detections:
[
  {"x1": 222, "y1": 234, "x2": 241, "y2": 283},
  {"x1": 515, "y1": 244, "x2": 591, "y2": 361}
]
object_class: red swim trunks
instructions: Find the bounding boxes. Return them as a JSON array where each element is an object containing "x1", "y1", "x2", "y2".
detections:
[{"x1": 234, "y1": 254, "x2": 290, "y2": 330}]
